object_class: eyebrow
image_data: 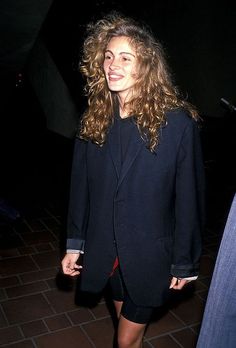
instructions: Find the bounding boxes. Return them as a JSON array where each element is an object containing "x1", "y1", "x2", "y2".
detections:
[{"x1": 105, "y1": 50, "x2": 136, "y2": 58}]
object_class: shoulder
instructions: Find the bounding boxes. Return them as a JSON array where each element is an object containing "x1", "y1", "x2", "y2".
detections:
[
  {"x1": 164, "y1": 108, "x2": 199, "y2": 135},
  {"x1": 73, "y1": 136, "x2": 89, "y2": 156},
  {"x1": 74, "y1": 136, "x2": 89, "y2": 146},
  {"x1": 165, "y1": 108, "x2": 195, "y2": 126}
]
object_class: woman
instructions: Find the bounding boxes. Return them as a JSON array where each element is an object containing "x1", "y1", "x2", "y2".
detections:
[{"x1": 61, "y1": 12, "x2": 205, "y2": 348}]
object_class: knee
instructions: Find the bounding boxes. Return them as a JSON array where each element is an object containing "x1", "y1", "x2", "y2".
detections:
[{"x1": 117, "y1": 333, "x2": 141, "y2": 348}]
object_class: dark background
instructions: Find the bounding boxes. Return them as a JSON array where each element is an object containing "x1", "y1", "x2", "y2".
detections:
[{"x1": 0, "y1": 0, "x2": 235, "y2": 229}]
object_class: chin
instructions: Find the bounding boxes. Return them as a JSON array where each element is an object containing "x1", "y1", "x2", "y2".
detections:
[{"x1": 108, "y1": 86, "x2": 121, "y2": 92}]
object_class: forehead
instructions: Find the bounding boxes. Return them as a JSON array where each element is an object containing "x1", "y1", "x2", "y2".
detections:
[{"x1": 106, "y1": 36, "x2": 136, "y2": 53}]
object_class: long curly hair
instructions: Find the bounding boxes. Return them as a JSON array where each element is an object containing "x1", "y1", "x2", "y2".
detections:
[{"x1": 79, "y1": 12, "x2": 199, "y2": 152}]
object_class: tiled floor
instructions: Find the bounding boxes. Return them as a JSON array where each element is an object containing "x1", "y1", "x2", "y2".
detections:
[{"x1": 1, "y1": 189, "x2": 233, "y2": 348}]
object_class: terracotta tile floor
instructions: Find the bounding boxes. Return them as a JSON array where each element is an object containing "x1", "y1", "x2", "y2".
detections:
[{"x1": 0, "y1": 193, "x2": 233, "y2": 348}]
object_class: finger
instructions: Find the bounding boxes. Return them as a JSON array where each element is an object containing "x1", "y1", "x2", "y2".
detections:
[
  {"x1": 172, "y1": 279, "x2": 188, "y2": 290},
  {"x1": 67, "y1": 266, "x2": 82, "y2": 277},
  {"x1": 61, "y1": 261, "x2": 74, "y2": 274},
  {"x1": 169, "y1": 277, "x2": 178, "y2": 289},
  {"x1": 63, "y1": 265, "x2": 83, "y2": 276},
  {"x1": 70, "y1": 269, "x2": 81, "y2": 276}
]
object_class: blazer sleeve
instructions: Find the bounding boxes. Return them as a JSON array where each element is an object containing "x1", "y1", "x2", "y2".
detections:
[
  {"x1": 66, "y1": 137, "x2": 89, "y2": 252},
  {"x1": 171, "y1": 119, "x2": 206, "y2": 278}
]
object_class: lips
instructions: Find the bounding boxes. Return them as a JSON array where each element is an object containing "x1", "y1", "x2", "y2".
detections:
[{"x1": 108, "y1": 73, "x2": 123, "y2": 81}]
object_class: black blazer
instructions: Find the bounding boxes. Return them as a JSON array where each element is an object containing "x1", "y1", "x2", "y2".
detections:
[{"x1": 66, "y1": 109, "x2": 205, "y2": 307}]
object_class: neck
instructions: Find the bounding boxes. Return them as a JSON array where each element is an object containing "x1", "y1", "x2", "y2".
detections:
[
  {"x1": 119, "y1": 105, "x2": 130, "y2": 119},
  {"x1": 117, "y1": 97, "x2": 128, "y2": 118}
]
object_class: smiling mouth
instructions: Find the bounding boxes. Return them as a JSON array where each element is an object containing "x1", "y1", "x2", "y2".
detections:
[{"x1": 108, "y1": 74, "x2": 123, "y2": 81}]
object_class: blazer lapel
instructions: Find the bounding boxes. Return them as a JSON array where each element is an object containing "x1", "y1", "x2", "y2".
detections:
[
  {"x1": 107, "y1": 122, "x2": 122, "y2": 178},
  {"x1": 107, "y1": 101, "x2": 145, "y2": 186},
  {"x1": 117, "y1": 126, "x2": 143, "y2": 188}
]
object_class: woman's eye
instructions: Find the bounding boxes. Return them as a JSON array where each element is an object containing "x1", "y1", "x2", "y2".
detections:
[
  {"x1": 122, "y1": 57, "x2": 131, "y2": 62},
  {"x1": 105, "y1": 53, "x2": 113, "y2": 60}
]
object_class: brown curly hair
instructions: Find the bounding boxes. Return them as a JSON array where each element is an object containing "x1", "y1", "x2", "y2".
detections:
[{"x1": 79, "y1": 12, "x2": 199, "y2": 151}]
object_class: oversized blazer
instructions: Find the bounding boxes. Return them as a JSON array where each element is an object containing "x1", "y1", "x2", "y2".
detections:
[{"x1": 66, "y1": 108, "x2": 205, "y2": 307}]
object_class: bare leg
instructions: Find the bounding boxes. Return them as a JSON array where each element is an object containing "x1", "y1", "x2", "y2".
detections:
[
  {"x1": 117, "y1": 314, "x2": 146, "y2": 348},
  {"x1": 114, "y1": 300, "x2": 123, "y2": 319},
  {"x1": 113, "y1": 301, "x2": 146, "y2": 348}
]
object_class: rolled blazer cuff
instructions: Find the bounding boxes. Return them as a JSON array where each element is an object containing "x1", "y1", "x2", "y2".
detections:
[
  {"x1": 66, "y1": 238, "x2": 85, "y2": 252},
  {"x1": 171, "y1": 263, "x2": 199, "y2": 278},
  {"x1": 67, "y1": 249, "x2": 84, "y2": 254}
]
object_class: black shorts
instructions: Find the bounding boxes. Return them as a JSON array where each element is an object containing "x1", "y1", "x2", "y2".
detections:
[{"x1": 109, "y1": 266, "x2": 154, "y2": 324}]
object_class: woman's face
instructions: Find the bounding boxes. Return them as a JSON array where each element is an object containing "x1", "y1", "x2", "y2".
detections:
[{"x1": 103, "y1": 36, "x2": 138, "y2": 103}]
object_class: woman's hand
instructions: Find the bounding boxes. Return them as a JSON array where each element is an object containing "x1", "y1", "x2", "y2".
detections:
[
  {"x1": 169, "y1": 276, "x2": 191, "y2": 290},
  {"x1": 61, "y1": 253, "x2": 82, "y2": 277}
]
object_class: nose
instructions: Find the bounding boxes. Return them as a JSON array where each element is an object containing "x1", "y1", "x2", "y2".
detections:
[{"x1": 109, "y1": 57, "x2": 120, "y2": 70}]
